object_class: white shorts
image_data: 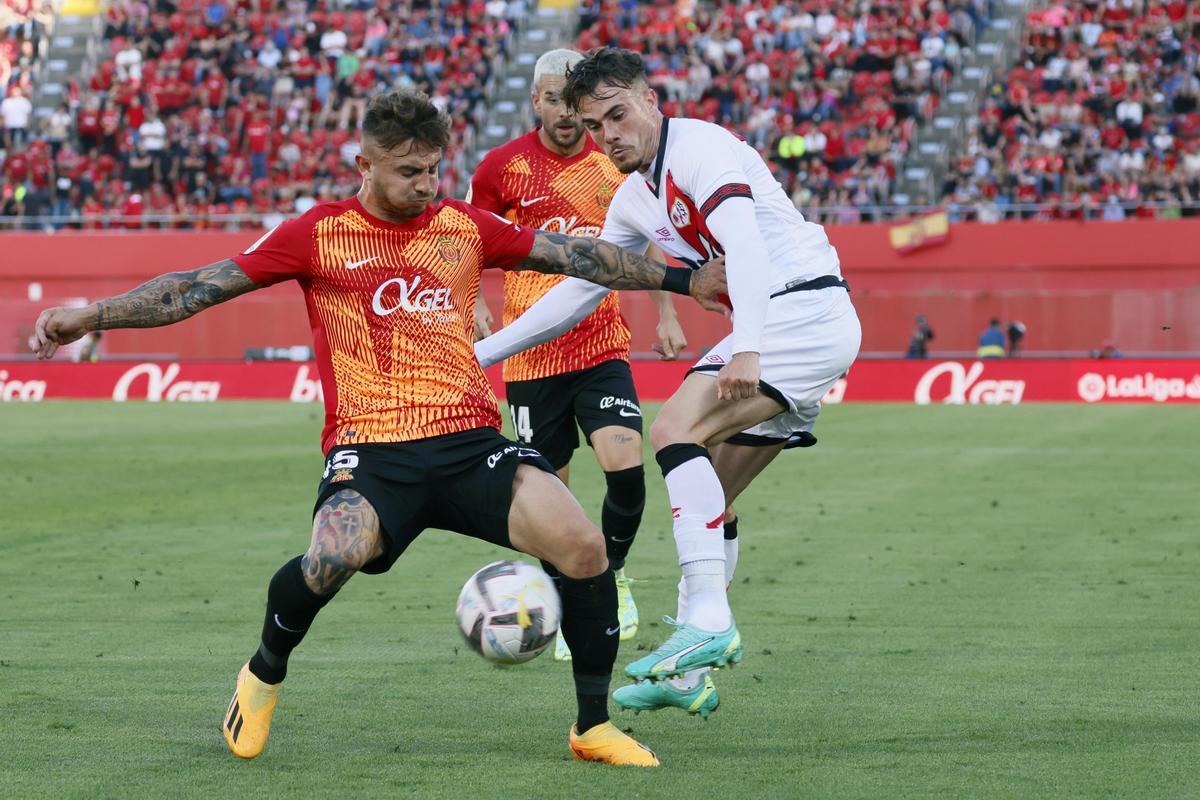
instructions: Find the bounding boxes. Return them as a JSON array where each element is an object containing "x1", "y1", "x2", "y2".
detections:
[{"x1": 690, "y1": 286, "x2": 860, "y2": 446}]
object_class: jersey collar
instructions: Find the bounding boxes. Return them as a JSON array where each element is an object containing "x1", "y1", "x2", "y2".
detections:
[{"x1": 641, "y1": 116, "x2": 670, "y2": 196}]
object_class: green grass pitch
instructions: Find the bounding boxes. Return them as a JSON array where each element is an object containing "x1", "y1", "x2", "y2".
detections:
[{"x1": 1, "y1": 402, "x2": 1196, "y2": 798}]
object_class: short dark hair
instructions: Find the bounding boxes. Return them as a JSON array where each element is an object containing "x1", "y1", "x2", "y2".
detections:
[
  {"x1": 562, "y1": 47, "x2": 648, "y2": 110},
  {"x1": 363, "y1": 90, "x2": 451, "y2": 152}
]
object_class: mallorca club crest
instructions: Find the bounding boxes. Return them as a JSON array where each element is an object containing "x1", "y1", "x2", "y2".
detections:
[
  {"x1": 437, "y1": 235, "x2": 461, "y2": 264},
  {"x1": 595, "y1": 181, "x2": 614, "y2": 209},
  {"x1": 669, "y1": 197, "x2": 691, "y2": 228},
  {"x1": 331, "y1": 468, "x2": 354, "y2": 483}
]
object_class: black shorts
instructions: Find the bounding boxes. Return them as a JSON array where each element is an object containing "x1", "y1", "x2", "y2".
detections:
[
  {"x1": 504, "y1": 359, "x2": 643, "y2": 470},
  {"x1": 313, "y1": 428, "x2": 555, "y2": 575}
]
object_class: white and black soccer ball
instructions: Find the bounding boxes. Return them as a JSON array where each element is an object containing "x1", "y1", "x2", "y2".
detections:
[{"x1": 456, "y1": 560, "x2": 561, "y2": 664}]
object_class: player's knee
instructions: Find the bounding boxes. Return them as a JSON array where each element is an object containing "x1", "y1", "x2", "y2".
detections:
[
  {"x1": 604, "y1": 465, "x2": 645, "y2": 514},
  {"x1": 304, "y1": 489, "x2": 383, "y2": 594},
  {"x1": 649, "y1": 414, "x2": 689, "y2": 451},
  {"x1": 555, "y1": 526, "x2": 608, "y2": 579}
]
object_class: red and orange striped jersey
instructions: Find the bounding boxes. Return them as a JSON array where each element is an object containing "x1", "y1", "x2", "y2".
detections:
[
  {"x1": 233, "y1": 196, "x2": 535, "y2": 453},
  {"x1": 469, "y1": 130, "x2": 631, "y2": 382}
]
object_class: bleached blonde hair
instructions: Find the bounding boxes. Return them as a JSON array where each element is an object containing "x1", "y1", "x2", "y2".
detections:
[{"x1": 533, "y1": 49, "x2": 584, "y2": 87}]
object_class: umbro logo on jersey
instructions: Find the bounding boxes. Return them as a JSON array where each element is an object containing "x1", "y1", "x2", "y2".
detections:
[
  {"x1": 519, "y1": 196, "x2": 548, "y2": 207},
  {"x1": 655, "y1": 226, "x2": 672, "y2": 238},
  {"x1": 345, "y1": 256, "x2": 379, "y2": 270}
]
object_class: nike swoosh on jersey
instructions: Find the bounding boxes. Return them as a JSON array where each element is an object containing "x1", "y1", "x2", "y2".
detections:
[
  {"x1": 519, "y1": 196, "x2": 548, "y2": 207},
  {"x1": 617, "y1": 408, "x2": 642, "y2": 417},
  {"x1": 345, "y1": 256, "x2": 379, "y2": 270}
]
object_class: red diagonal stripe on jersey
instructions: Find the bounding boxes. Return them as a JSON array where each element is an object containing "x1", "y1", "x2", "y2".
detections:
[
  {"x1": 671, "y1": 506, "x2": 681, "y2": 519},
  {"x1": 706, "y1": 514, "x2": 724, "y2": 529}
]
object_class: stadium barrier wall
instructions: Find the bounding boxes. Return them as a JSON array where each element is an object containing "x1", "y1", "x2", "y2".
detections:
[
  {"x1": 2, "y1": 359, "x2": 1197, "y2": 405},
  {"x1": 1, "y1": 218, "x2": 1198, "y2": 358}
]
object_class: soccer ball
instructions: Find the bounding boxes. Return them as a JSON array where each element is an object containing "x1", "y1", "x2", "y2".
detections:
[{"x1": 455, "y1": 560, "x2": 561, "y2": 664}]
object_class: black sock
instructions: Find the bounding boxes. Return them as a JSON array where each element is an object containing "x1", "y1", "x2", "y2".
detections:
[
  {"x1": 558, "y1": 568, "x2": 618, "y2": 734},
  {"x1": 724, "y1": 516, "x2": 739, "y2": 541},
  {"x1": 247, "y1": 555, "x2": 336, "y2": 684},
  {"x1": 601, "y1": 465, "x2": 645, "y2": 571}
]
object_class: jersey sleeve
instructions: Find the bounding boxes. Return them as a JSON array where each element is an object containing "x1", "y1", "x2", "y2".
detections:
[
  {"x1": 674, "y1": 128, "x2": 755, "y2": 223},
  {"x1": 231, "y1": 215, "x2": 314, "y2": 285},
  {"x1": 598, "y1": 185, "x2": 651, "y2": 254},
  {"x1": 474, "y1": 278, "x2": 610, "y2": 368},
  {"x1": 467, "y1": 204, "x2": 535, "y2": 269},
  {"x1": 466, "y1": 150, "x2": 507, "y2": 215}
]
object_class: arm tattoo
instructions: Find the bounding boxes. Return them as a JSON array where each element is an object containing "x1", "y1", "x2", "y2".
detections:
[
  {"x1": 522, "y1": 231, "x2": 669, "y2": 290},
  {"x1": 92, "y1": 258, "x2": 259, "y2": 331},
  {"x1": 302, "y1": 489, "x2": 383, "y2": 595}
]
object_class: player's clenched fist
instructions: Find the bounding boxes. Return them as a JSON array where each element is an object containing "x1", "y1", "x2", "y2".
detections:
[
  {"x1": 33, "y1": 306, "x2": 92, "y2": 360},
  {"x1": 716, "y1": 351, "x2": 761, "y2": 401},
  {"x1": 689, "y1": 256, "x2": 730, "y2": 316}
]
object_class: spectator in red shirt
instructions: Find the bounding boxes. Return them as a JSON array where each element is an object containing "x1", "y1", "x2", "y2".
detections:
[{"x1": 245, "y1": 114, "x2": 271, "y2": 181}]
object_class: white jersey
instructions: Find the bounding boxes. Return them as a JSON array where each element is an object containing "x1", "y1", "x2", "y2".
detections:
[
  {"x1": 474, "y1": 114, "x2": 855, "y2": 373},
  {"x1": 600, "y1": 117, "x2": 841, "y2": 292}
]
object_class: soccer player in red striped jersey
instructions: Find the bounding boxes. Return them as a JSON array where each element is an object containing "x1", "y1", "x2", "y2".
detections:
[
  {"x1": 32, "y1": 90, "x2": 727, "y2": 767},
  {"x1": 469, "y1": 49, "x2": 687, "y2": 661}
]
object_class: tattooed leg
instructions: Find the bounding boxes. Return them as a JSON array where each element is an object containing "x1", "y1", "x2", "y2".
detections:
[
  {"x1": 302, "y1": 489, "x2": 385, "y2": 595},
  {"x1": 247, "y1": 489, "x2": 384, "y2": 684}
]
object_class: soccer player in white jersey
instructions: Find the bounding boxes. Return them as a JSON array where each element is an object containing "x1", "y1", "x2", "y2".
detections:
[{"x1": 474, "y1": 47, "x2": 861, "y2": 718}]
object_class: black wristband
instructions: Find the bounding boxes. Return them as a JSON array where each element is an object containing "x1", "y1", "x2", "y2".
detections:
[{"x1": 661, "y1": 266, "x2": 692, "y2": 296}]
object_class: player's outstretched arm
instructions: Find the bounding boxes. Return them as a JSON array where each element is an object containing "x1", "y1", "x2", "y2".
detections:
[
  {"x1": 32, "y1": 258, "x2": 259, "y2": 360},
  {"x1": 521, "y1": 231, "x2": 728, "y2": 313}
]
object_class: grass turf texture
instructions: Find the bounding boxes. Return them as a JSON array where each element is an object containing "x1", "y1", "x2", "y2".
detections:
[{"x1": 1, "y1": 402, "x2": 1196, "y2": 798}]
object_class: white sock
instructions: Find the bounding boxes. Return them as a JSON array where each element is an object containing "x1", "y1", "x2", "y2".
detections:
[
  {"x1": 663, "y1": 454, "x2": 731, "y2": 631},
  {"x1": 671, "y1": 575, "x2": 708, "y2": 691},
  {"x1": 724, "y1": 532, "x2": 739, "y2": 588}
]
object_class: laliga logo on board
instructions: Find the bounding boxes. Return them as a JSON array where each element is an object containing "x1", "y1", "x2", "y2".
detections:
[
  {"x1": 112, "y1": 363, "x2": 221, "y2": 401},
  {"x1": 0, "y1": 370, "x2": 47, "y2": 401},
  {"x1": 372, "y1": 274, "x2": 453, "y2": 316},
  {"x1": 914, "y1": 361, "x2": 1025, "y2": 405},
  {"x1": 1077, "y1": 371, "x2": 1200, "y2": 403}
]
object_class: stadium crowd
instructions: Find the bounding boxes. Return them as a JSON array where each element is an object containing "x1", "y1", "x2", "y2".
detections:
[
  {"x1": 943, "y1": 0, "x2": 1200, "y2": 220},
  {"x1": 2, "y1": 0, "x2": 1198, "y2": 227},
  {"x1": 1, "y1": 0, "x2": 524, "y2": 227},
  {"x1": 2, "y1": 0, "x2": 53, "y2": 139},
  {"x1": 577, "y1": 0, "x2": 995, "y2": 222}
]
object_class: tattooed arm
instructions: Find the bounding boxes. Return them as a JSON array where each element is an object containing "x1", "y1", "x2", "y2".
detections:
[
  {"x1": 520, "y1": 231, "x2": 728, "y2": 313},
  {"x1": 32, "y1": 258, "x2": 260, "y2": 359}
]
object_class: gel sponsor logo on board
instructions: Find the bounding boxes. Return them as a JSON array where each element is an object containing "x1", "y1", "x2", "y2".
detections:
[
  {"x1": 914, "y1": 362, "x2": 1025, "y2": 405},
  {"x1": 112, "y1": 363, "x2": 221, "y2": 402}
]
